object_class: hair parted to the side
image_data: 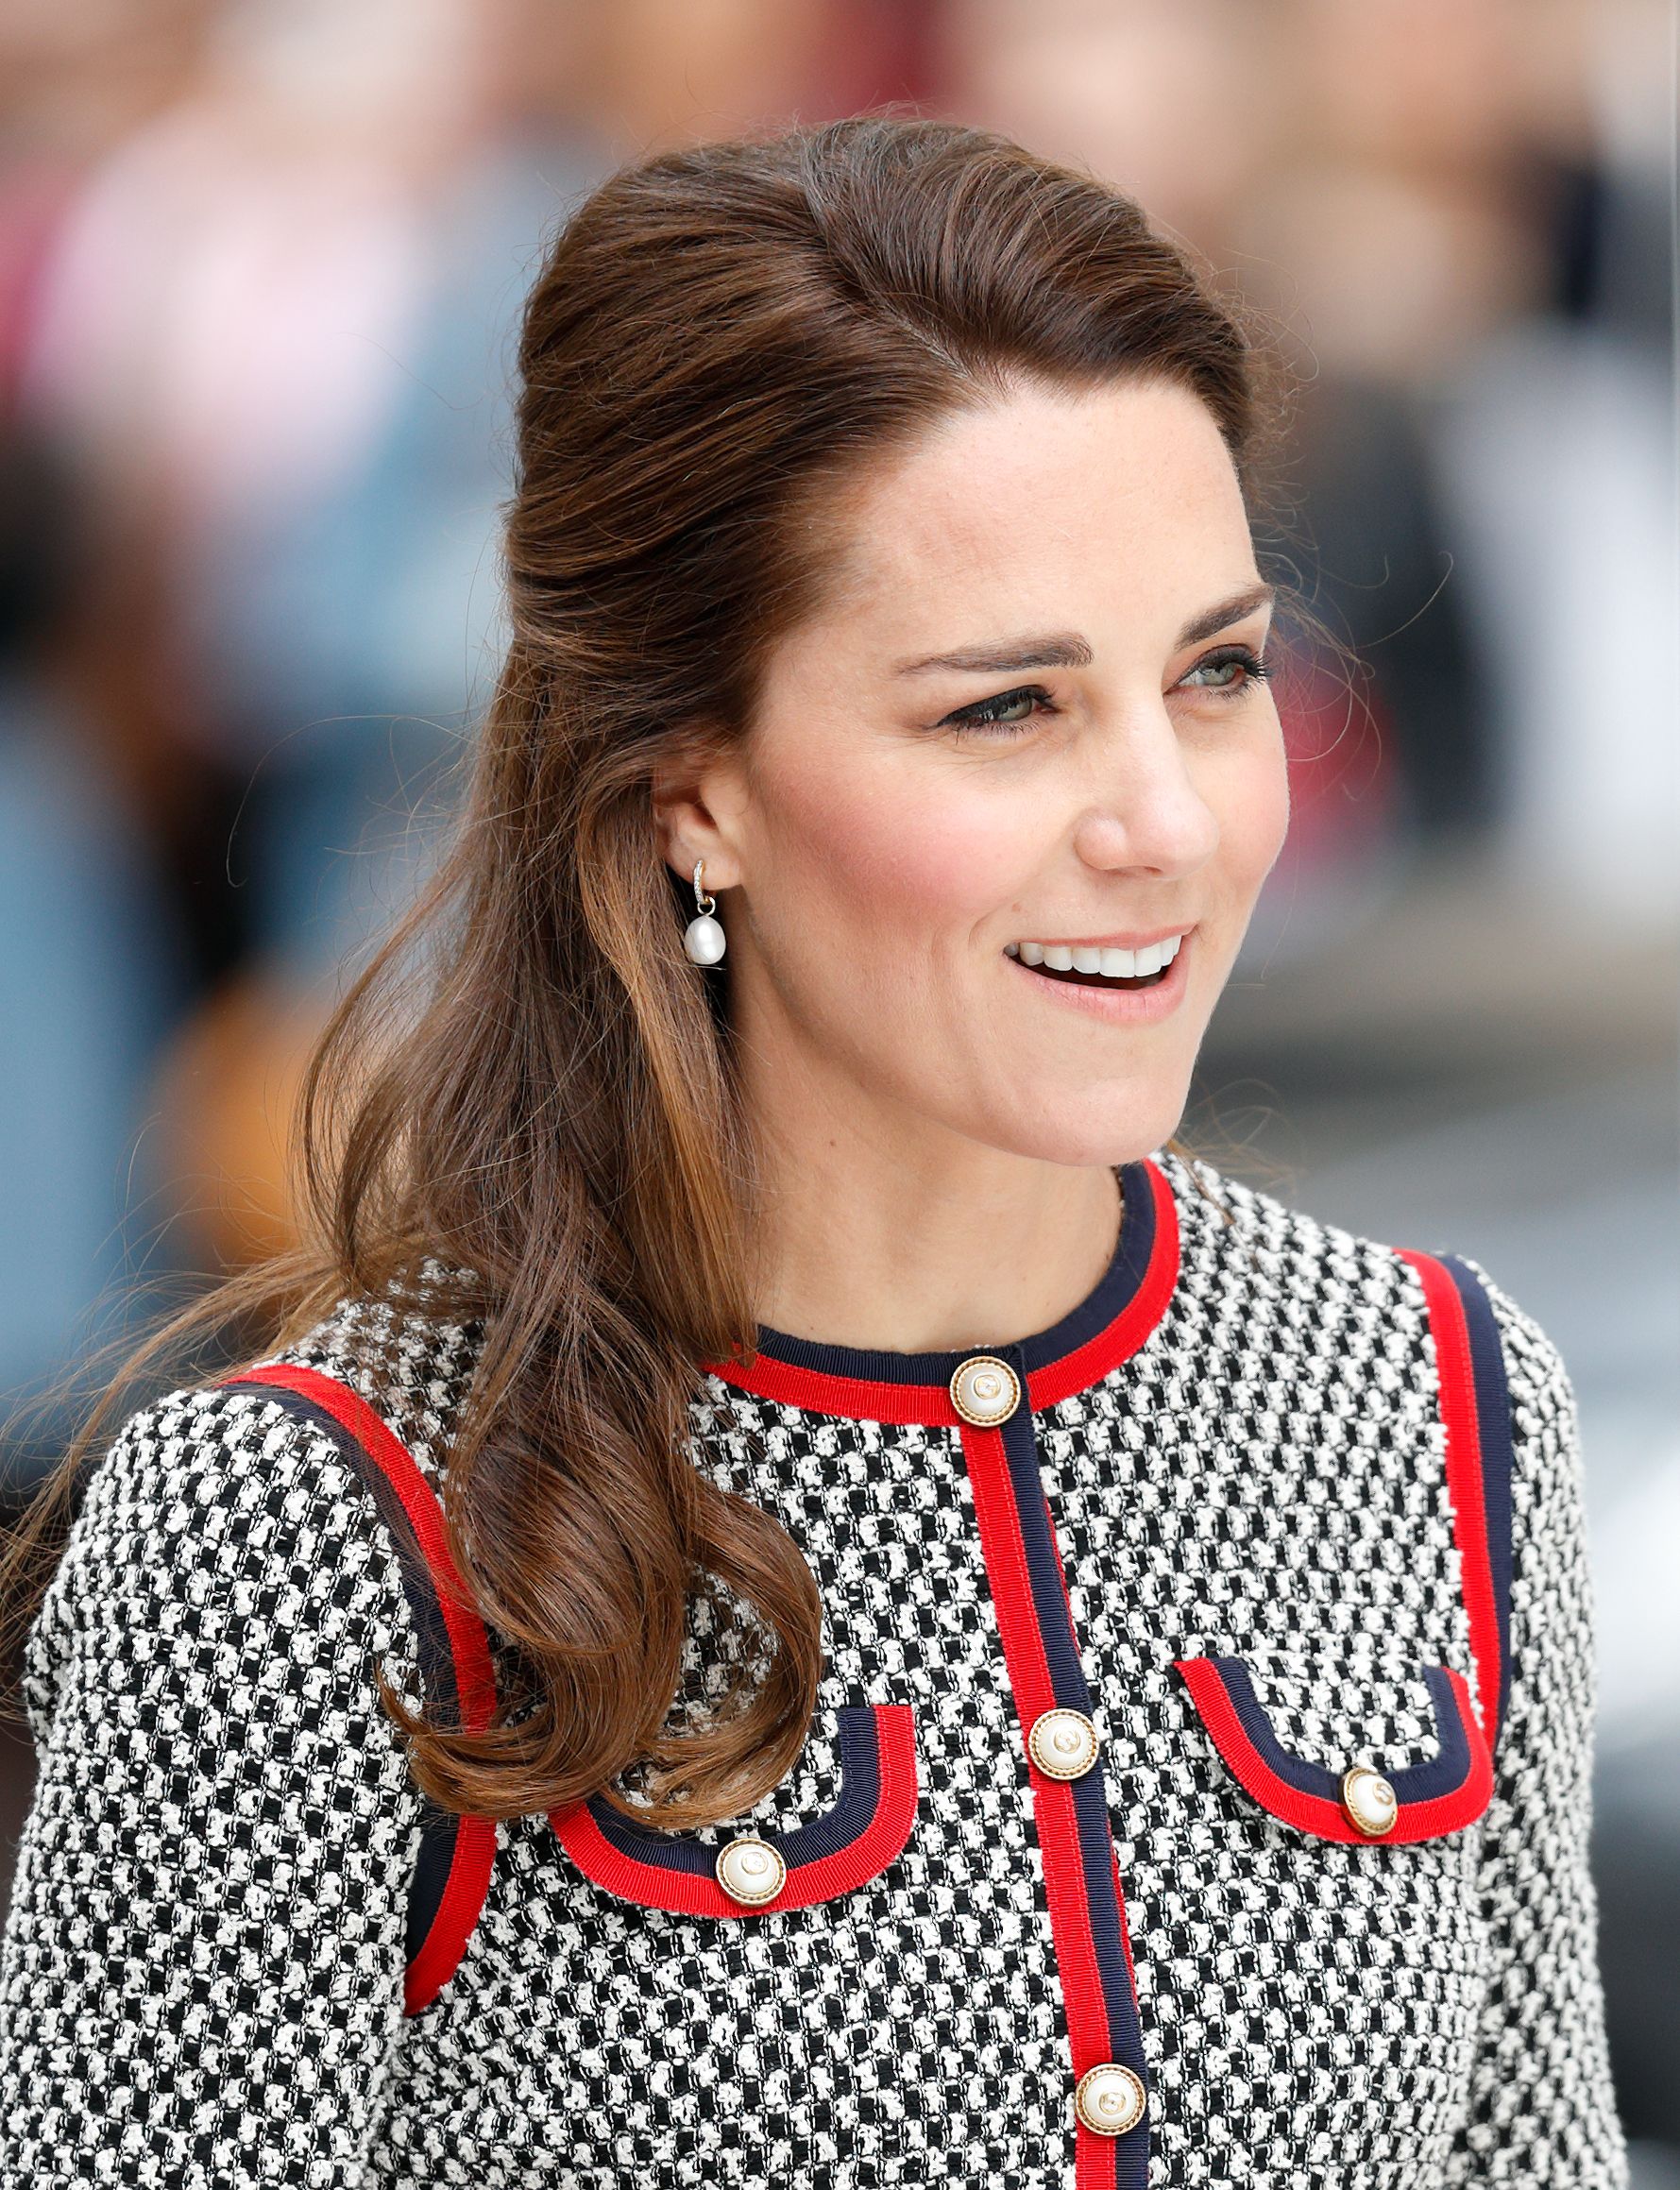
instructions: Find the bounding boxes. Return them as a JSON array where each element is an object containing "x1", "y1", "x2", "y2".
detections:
[{"x1": 1, "y1": 112, "x2": 1306, "y2": 1829}]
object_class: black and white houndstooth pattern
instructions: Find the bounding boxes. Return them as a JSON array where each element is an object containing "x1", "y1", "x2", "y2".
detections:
[{"x1": 0, "y1": 1148, "x2": 1627, "y2": 2185}]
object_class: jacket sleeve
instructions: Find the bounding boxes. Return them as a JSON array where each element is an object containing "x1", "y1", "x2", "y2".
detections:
[
  {"x1": 1443, "y1": 1265, "x2": 1628, "y2": 2186},
  {"x1": 0, "y1": 1383, "x2": 427, "y2": 2185}
]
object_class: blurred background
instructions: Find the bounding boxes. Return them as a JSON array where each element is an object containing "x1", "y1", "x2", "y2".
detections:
[{"x1": 0, "y1": 0, "x2": 1673, "y2": 2167}]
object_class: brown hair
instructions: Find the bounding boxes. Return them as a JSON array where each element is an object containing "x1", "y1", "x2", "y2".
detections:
[{"x1": 2, "y1": 113, "x2": 1300, "y2": 1828}]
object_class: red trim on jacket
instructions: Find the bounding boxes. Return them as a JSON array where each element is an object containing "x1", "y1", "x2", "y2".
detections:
[
  {"x1": 226, "y1": 1362, "x2": 500, "y2": 2014},
  {"x1": 703, "y1": 1354, "x2": 957, "y2": 1425},
  {"x1": 1175, "y1": 1657, "x2": 1492, "y2": 1844},
  {"x1": 1393, "y1": 1250, "x2": 1502, "y2": 1747},
  {"x1": 548, "y1": 1704, "x2": 919, "y2": 1916},
  {"x1": 959, "y1": 1421, "x2": 1131, "y2": 2180},
  {"x1": 700, "y1": 1156, "x2": 1179, "y2": 1424}
]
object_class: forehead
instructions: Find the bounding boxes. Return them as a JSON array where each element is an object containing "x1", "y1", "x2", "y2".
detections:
[{"x1": 805, "y1": 376, "x2": 1252, "y2": 659}]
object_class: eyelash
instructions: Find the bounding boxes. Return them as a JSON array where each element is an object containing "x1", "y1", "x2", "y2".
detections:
[{"x1": 937, "y1": 645, "x2": 1274, "y2": 737}]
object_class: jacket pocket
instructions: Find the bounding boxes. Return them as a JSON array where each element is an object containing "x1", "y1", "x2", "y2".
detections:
[
  {"x1": 548, "y1": 1701, "x2": 919, "y2": 1916},
  {"x1": 1175, "y1": 1651, "x2": 1492, "y2": 1844}
]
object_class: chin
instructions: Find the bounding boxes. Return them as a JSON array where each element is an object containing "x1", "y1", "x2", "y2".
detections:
[{"x1": 976, "y1": 1086, "x2": 1191, "y2": 1170}]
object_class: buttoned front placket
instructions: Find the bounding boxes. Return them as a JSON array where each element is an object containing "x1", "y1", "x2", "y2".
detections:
[
  {"x1": 702, "y1": 1154, "x2": 1181, "y2": 2188},
  {"x1": 947, "y1": 1340, "x2": 1150, "y2": 2183}
]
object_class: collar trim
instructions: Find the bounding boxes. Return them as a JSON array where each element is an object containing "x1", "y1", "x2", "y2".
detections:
[{"x1": 701, "y1": 1155, "x2": 1180, "y2": 1426}]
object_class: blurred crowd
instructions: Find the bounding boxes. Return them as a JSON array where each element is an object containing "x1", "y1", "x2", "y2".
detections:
[{"x1": 0, "y1": 0, "x2": 1675, "y2": 2164}]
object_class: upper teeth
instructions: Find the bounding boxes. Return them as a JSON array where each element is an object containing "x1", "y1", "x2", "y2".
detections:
[{"x1": 1005, "y1": 933, "x2": 1184, "y2": 977}]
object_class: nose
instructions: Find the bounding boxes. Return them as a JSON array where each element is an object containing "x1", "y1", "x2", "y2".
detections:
[{"x1": 1068, "y1": 709, "x2": 1220, "y2": 880}]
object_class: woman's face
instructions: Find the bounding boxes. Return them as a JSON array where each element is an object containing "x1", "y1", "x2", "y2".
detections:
[{"x1": 659, "y1": 375, "x2": 1290, "y2": 1169}]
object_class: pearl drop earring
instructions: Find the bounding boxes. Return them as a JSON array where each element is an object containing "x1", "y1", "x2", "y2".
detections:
[{"x1": 682, "y1": 858, "x2": 726, "y2": 965}]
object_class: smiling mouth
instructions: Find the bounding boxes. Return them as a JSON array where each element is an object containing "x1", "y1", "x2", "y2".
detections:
[{"x1": 1004, "y1": 934, "x2": 1184, "y2": 990}]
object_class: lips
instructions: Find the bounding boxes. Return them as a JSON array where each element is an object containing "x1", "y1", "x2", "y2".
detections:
[{"x1": 1002, "y1": 925, "x2": 1194, "y2": 1021}]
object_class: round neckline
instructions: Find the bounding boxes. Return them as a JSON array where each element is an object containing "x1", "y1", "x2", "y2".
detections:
[{"x1": 700, "y1": 1155, "x2": 1180, "y2": 1427}]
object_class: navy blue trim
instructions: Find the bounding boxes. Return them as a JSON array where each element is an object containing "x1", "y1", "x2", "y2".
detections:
[
  {"x1": 241, "y1": 1384, "x2": 469, "y2": 1968},
  {"x1": 585, "y1": 1705, "x2": 886, "y2": 1876},
  {"x1": 1024, "y1": 1155, "x2": 1158, "y2": 1377},
  {"x1": 745, "y1": 1161, "x2": 1149, "y2": 1386},
  {"x1": 406, "y1": 1815, "x2": 460, "y2": 1963},
  {"x1": 1205, "y1": 1657, "x2": 1475, "y2": 1806},
  {"x1": 1437, "y1": 1254, "x2": 1517, "y2": 1740},
  {"x1": 996, "y1": 1376, "x2": 1092, "y2": 1707},
  {"x1": 996, "y1": 1369, "x2": 1150, "y2": 2174}
]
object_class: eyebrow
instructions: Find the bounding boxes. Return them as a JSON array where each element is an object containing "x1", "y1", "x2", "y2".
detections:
[{"x1": 892, "y1": 583, "x2": 1278, "y2": 676}]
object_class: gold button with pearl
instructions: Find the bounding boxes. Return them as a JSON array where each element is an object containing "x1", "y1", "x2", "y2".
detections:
[
  {"x1": 715, "y1": 1834, "x2": 787, "y2": 1906},
  {"x1": 949, "y1": 1353, "x2": 1021, "y2": 1426},
  {"x1": 1074, "y1": 2062, "x2": 1146, "y2": 2136},
  {"x1": 1340, "y1": 1764, "x2": 1400, "y2": 1838},
  {"x1": 1028, "y1": 1706, "x2": 1099, "y2": 1779}
]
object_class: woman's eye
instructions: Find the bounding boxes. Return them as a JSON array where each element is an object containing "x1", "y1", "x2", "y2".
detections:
[
  {"x1": 934, "y1": 650, "x2": 1268, "y2": 737},
  {"x1": 1180, "y1": 644, "x2": 1272, "y2": 699},
  {"x1": 937, "y1": 684, "x2": 1053, "y2": 735}
]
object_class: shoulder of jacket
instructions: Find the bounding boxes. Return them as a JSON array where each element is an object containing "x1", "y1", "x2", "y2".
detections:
[
  {"x1": 1157, "y1": 1148, "x2": 1576, "y2": 1474},
  {"x1": 1444, "y1": 1251, "x2": 1573, "y2": 1410},
  {"x1": 27, "y1": 1253, "x2": 485, "y2": 1694},
  {"x1": 1153, "y1": 1146, "x2": 1434, "y2": 1316},
  {"x1": 63, "y1": 1248, "x2": 489, "y2": 1525},
  {"x1": 1437, "y1": 1252, "x2": 1580, "y2": 1515},
  {"x1": 23, "y1": 1371, "x2": 435, "y2": 1750},
  {"x1": 63, "y1": 1375, "x2": 399, "y2": 1551},
  {"x1": 250, "y1": 1252, "x2": 492, "y2": 1502}
]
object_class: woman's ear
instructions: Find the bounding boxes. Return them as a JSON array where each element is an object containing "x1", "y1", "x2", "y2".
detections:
[{"x1": 650, "y1": 728, "x2": 748, "y2": 891}]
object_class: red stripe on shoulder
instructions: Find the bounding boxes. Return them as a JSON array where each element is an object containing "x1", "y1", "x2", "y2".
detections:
[
  {"x1": 228, "y1": 1363, "x2": 499, "y2": 2014},
  {"x1": 1392, "y1": 1252, "x2": 1502, "y2": 1749},
  {"x1": 228, "y1": 1364, "x2": 497, "y2": 1725}
]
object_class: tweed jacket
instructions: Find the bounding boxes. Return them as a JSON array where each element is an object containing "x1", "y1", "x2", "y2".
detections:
[{"x1": 0, "y1": 1149, "x2": 1627, "y2": 2187}]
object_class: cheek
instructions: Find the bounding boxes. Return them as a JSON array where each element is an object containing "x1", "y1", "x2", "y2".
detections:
[
  {"x1": 1213, "y1": 731, "x2": 1291, "y2": 895},
  {"x1": 755, "y1": 753, "x2": 1025, "y2": 948}
]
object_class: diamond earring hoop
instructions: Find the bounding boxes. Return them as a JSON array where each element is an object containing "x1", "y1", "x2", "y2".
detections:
[{"x1": 682, "y1": 858, "x2": 726, "y2": 966}]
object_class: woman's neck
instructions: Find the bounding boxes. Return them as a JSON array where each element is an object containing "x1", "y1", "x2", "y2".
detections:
[{"x1": 745, "y1": 1097, "x2": 1125, "y2": 1356}]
